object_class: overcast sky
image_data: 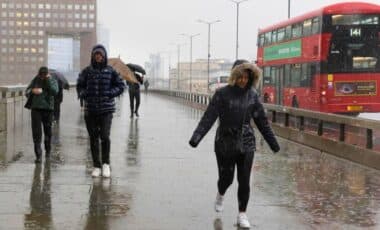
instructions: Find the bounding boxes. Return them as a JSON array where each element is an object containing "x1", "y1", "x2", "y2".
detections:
[{"x1": 97, "y1": 0, "x2": 380, "y2": 66}]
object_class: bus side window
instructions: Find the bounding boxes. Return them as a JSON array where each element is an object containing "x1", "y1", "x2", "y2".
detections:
[
  {"x1": 292, "y1": 23, "x2": 302, "y2": 39},
  {"x1": 311, "y1": 17, "x2": 320, "y2": 34},
  {"x1": 284, "y1": 64, "x2": 291, "y2": 87},
  {"x1": 290, "y1": 64, "x2": 301, "y2": 87},
  {"x1": 264, "y1": 32, "x2": 272, "y2": 45},
  {"x1": 263, "y1": 66, "x2": 271, "y2": 85},
  {"x1": 258, "y1": 34, "x2": 264, "y2": 47},
  {"x1": 277, "y1": 28, "x2": 285, "y2": 42},
  {"x1": 310, "y1": 64, "x2": 317, "y2": 89},
  {"x1": 271, "y1": 30, "x2": 277, "y2": 43},
  {"x1": 300, "y1": 63, "x2": 310, "y2": 87},
  {"x1": 303, "y1": 19, "x2": 312, "y2": 36},
  {"x1": 285, "y1": 25, "x2": 292, "y2": 40}
]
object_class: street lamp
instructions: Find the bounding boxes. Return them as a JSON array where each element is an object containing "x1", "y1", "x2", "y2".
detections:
[
  {"x1": 197, "y1": 19, "x2": 221, "y2": 92},
  {"x1": 180, "y1": 33, "x2": 200, "y2": 92},
  {"x1": 229, "y1": 0, "x2": 250, "y2": 59},
  {"x1": 170, "y1": 43, "x2": 186, "y2": 90},
  {"x1": 288, "y1": 0, "x2": 291, "y2": 19}
]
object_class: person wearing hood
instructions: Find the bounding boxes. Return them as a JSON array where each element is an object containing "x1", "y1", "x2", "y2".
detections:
[
  {"x1": 77, "y1": 44, "x2": 125, "y2": 178},
  {"x1": 25, "y1": 67, "x2": 59, "y2": 163},
  {"x1": 127, "y1": 72, "x2": 144, "y2": 118},
  {"x1": 188, "y1": 60, "x2": 280, "y2": 228}
]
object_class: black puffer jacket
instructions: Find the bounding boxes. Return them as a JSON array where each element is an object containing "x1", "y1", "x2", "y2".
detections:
[
  {"x1": 77, "y1": 44, "x2": 125, "y2": 114},
  {"x1": 189, "y1": 63, "x2": 280, "y2": 155}
]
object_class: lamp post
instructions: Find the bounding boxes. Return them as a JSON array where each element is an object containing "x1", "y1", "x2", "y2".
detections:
[
  {"x1": 229, "y1": 0, "x2": 249, "y2": 59},
  {"x1": 181, "y1": 33, "x2": 200, "y2": 92},
  {"x1": 288, "y1": 0, "x2": 291, "y2": 19},
  {"x1": 197, "y1": 19, "x2": 221, "y2": 92},
  {"x1": 171, "y1": 43, "x2": 186, "y2": 90}
]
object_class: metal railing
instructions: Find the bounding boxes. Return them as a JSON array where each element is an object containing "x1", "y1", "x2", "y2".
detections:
[{"x1": 151, "y1": 89, "x2": 380, "y2": 170}]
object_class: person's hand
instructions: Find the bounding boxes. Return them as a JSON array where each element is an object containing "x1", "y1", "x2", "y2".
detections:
[{"x1": 32, "y1": 88, "x2": 43, "y2": 95}]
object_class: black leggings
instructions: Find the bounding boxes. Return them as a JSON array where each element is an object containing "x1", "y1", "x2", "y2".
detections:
[{"x1": 216, "y1": 151, "x2": 254, "y2": 212}]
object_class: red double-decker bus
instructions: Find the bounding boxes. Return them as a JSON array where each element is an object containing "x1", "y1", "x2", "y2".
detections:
[{"x1": 256, "y1": 2, "x2": 380, "y2": 115}]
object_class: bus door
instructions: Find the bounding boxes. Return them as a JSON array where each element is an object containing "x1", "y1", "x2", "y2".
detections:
[{"x1": 273, "y1": 66, "x2": 284, "y2": 105}]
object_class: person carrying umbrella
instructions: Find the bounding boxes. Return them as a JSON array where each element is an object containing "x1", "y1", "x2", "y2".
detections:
[
  {"x1": 126, "y1": 63, "x2": 145, "y2": 118},
  {"x1": 49, "y1": 69, "x2": 69, "y2": 123},
  {"x1": 77, "y1": 44, "x2": 125, "y2": 178}
]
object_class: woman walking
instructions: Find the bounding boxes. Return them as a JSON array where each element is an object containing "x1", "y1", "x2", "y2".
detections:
[{"x1": 189, "y1": 60, "x2": 280, "y2": 228}]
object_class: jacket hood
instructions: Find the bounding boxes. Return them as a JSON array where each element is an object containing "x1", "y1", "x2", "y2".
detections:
[
  {"x1": 228, "y1": 62, "x2": 261, "y2": 89},
  {"x1": 91, "y1": 44, "x2": 108, "y2": 68}
]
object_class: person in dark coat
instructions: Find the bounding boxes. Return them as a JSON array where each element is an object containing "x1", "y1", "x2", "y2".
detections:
[
  {"x1": 77, "y1": 44, "x2": 125, "y2": 178},
  {"x1": 127, "y1": 72, "x2": 143, "y2": 118},
  {"x1": 143, "y1": 79, "x2": 150, "y2": 93},
  {"x1": 50, "y1": 70, "x2": 69, "y2": 123},
  {"x1": 25, "y1": 67, "x2": 58, "y2": 163},
  {"x1": 189, "y1": 60, "x2": 280, "y2": 228}
]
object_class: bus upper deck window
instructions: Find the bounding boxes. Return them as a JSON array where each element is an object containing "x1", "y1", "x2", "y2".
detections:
[
  {"x1": 292, "y1": 23, "x2": 302, "y2": 38},
  {"x1": 264, "y1": 32, "x2": 272, "y2": 45},
  {"x1": 303, "y1": 19, "x2": 312, "y2": 36},
  {"x1": 272, "y1": 30, "x2": 277, "y2": 43},
  {"x1": 285, "y1": 25, "x2": 292, "y2": 40},
  {"x1": 311, "y1": 17, "x2": 320, "y2": 34},
  {"x1": 277, "y1": 28, "x2": 285, "y2": 42}
]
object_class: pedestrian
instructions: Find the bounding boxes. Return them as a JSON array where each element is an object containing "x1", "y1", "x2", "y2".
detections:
[
  {"x1": 50, "y1": 70, "x2": 69, "y2": 123},
  {"x1": 77, "y1": 44, "x2": 125, "y2": 178},
  {"x1": 188, "y1": 60, "x2": 280, "y2": 228},
  {"x1": 143, "y1": 79, "x2": 150, "y2": 93},
  {"x1": 127, "y1": 72, "x2": 143, "y2": 118},
  {"x1": 25, "y1": 67, "x2": 58, "y2": 163}
]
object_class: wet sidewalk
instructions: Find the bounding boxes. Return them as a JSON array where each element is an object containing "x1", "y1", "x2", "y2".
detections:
[{"x1": 1, "y1": 91, "x2": 380, "y2": 229}]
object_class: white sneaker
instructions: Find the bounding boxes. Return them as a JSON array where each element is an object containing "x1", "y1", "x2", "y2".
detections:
[
  {"x1": 102, "y1": 164, "x2": 111, "y2": 178},
  {"x1": 237, "y1": 213, "x2": 251, "y2": 228},
  {"x1": 214, "y1": 192, "x2": 224, "y2": 212},
  {"x1": 91, "y1": 167, "x2": 101, "y2": 177}
]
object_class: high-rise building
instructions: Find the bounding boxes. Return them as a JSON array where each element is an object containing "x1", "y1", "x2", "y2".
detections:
[{"x1": 0, "y1": 0, "x2": 97, "y2": 85}]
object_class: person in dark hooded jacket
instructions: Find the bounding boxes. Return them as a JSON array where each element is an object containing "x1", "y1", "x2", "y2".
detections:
[
  {"x1": 25, "y1": 66, "x2": 59, "y2": 163},
  {"x1": 77, "y1": 44, "x2": 125, "y2": 178},
  {"x1": 189, "y1": 59, "x2": 280, "y2": 228}
]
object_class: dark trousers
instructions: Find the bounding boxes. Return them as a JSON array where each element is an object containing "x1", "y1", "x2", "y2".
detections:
[
  {"x1": 31, "y1": 109, "x2": 53, "y2": 157},
  {"x1": 84, "y1": 113, "x2": 113, "y2": 168},
  {"x1": 53, "y1": 102, "x2": 61, "y2": 122},
  {"x1": 129, "y1": 90, "x2": 140, "y2": 113},
  {"x1": 216, "y1": 151, "x2": 254, "y2": 212}
]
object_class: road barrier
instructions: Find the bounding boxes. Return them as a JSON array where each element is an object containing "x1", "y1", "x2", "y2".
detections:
[{"x1": 151, "y1": 89, "x2": 380, "y2": 170}]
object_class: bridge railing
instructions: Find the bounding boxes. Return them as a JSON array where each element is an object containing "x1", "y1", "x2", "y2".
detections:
[{"x1": 151, "y1": 89, "x2": 380, "y2": 170}]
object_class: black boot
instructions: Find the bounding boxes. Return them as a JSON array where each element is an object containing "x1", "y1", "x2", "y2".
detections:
[
  {"x1": 130, "y1": 113, "x2": 134, "y2": 118},
  {"x1": 135, "y1": 111, "x2": 139, "y2": 117}
]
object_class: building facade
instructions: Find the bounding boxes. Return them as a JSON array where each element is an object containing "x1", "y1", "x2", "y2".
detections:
[
  {"x1": 0, "y1": 0, "x2": 97, "y2": 85},
  {"x1": 169, "y1": 59, "x2": 233, "y2": 93}
]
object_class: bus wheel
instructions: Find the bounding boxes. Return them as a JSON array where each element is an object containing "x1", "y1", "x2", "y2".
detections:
[{"x1": 292, "y1": 96, "x2": 299, "y2": 108}]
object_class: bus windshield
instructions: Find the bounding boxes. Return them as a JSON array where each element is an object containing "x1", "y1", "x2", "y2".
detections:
[{"x1": 327, "y1": 17, "x2": 380, "y2": 73}]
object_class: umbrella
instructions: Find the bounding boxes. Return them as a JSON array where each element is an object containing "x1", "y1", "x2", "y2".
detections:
[
  {"x1": 126, "y1": 63, "x2": 146, "y2": 75},
  {"x1": 109, "y1": 58, "x2": 137, "y2": 83},
  {"x1": 49, "y1": 69, "x2": 69, "y2": 90}
]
